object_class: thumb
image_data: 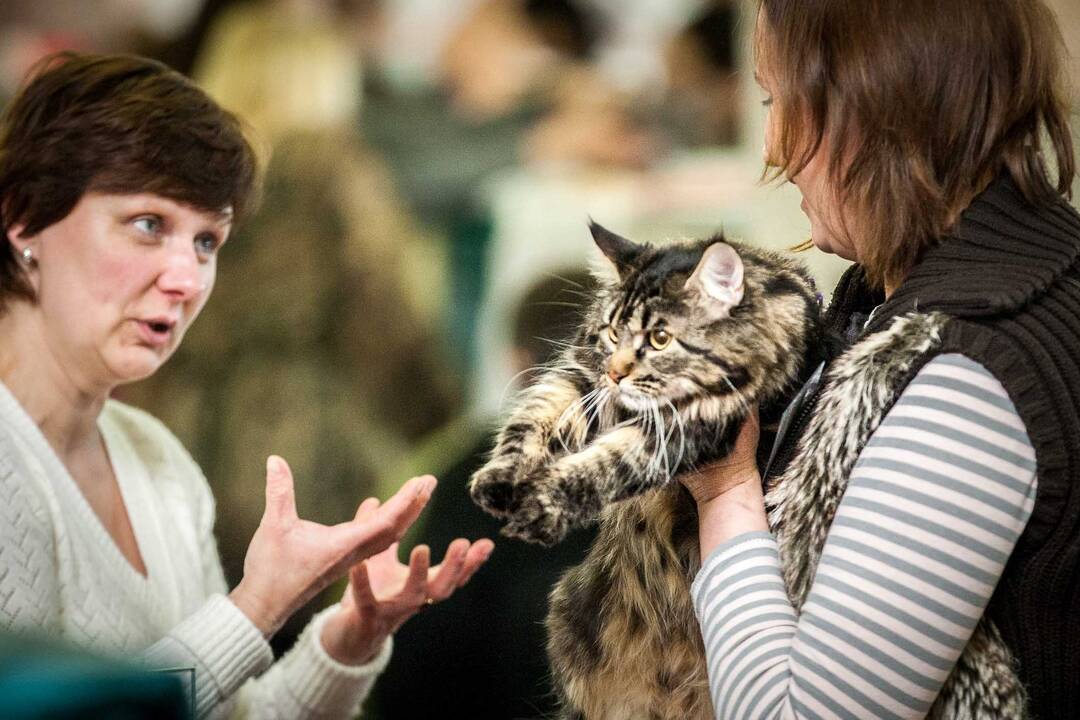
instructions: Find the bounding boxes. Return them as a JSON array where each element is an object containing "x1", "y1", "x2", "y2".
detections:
[{"x1": 264, "y1": 455, "x2": 298, "y2": 523}]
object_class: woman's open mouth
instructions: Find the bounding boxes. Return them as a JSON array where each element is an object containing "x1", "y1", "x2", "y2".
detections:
[{"x1": 136, "y1": 318, "x2": 176, "y2": 347}]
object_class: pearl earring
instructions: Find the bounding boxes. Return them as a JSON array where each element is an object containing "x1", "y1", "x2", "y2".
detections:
[{"x1": 20, "y1": 247, "x2": 34, "y2": 265}]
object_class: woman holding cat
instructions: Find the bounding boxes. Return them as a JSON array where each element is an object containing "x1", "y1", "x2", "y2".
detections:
[
  {"x1": 685, "y1": 1, "x2": 1078, "y2": 718},
  {"x1": 0, "y1": 53, "x2": 493, "y2": 719}
]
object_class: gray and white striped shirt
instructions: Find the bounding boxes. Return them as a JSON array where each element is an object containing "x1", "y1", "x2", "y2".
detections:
[{"x1": 691, "y1": 353, "x2": 1037, "y2": 719}]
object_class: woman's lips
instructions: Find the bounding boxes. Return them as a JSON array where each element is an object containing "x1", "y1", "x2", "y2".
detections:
[{"x1": 135, "y1": 319, "x2": 174, "y2": 347}]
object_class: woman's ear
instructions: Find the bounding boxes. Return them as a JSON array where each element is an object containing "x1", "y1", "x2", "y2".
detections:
[
  {"x1": 684, "y1": 241, "x2": 745, "y2": 318},
  {"x1": 6, "y1": 222, "x2": 32, "y2": 255},
  {"x1": 6, "y1": 223, "x2": 39, "y2": 279}
]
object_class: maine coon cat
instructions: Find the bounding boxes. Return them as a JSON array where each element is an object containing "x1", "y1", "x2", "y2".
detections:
[
  {"x1": 470, "y1": 222, "x2": 822, "y2": 718},
  {"x1": 469, "y1": 222, "x2": 1028, "y2": 719}
]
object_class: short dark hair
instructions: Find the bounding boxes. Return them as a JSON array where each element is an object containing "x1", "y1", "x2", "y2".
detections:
[
  {"x1": 513, "y1": 270, "x2": 594, "y2": 367},
  {"x1": 0, "y1": 52, "x2": 259, "y2": 304},
  {"x1": 686, "y1": 2, "x2": 738, "y2": 72},
  {"x1": 757, "y1": 0, "x2": 1075, "y2": 289},
  {"x1": 522, "y1": 0, "x2": 603, "y2": 60}
]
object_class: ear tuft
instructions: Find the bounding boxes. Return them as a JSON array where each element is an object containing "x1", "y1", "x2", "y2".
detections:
[
  {"x1": 588, "y1": 219, "x2": 642, "y2": 281},
  {"x1": 684, "y1": 242, "x2": 745, "y2": 317}
]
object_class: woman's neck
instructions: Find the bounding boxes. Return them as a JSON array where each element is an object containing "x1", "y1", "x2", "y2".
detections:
[{"x1": 0, "y1": 303, "x2": 109, "y2": 461}]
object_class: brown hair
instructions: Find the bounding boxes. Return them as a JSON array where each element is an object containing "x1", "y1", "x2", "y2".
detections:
[
  {"x1": 0, "y1": 52, "x2": 259, "y2": 305},
  {"x1": 757, "y1": 0, "x2": 1075, "y2": 288}
]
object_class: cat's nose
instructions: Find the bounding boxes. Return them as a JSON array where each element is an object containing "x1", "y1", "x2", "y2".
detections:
[{"x1": 607, "y1": 357, "x2": 635, "y2": 384}]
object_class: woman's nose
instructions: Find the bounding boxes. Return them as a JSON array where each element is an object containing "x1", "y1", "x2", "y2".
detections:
[{"x1": 157, "y1": 248, "x2": 206, "y2": 299}]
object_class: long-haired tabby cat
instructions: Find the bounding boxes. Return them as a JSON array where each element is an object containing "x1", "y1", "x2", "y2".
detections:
[{"x1": 469, "y1": 222, "x2": 822, "y2": 719}]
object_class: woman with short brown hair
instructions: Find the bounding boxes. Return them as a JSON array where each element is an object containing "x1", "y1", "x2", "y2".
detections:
[
  {"x1": 0, "y1": 53, "x2": 492, "y2": 719},
  {"x1": 683, "y1": 1, "x2": 1078, "y2": 717}
]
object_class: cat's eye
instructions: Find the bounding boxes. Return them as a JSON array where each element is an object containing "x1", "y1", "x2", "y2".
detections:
[
  {"x1": 648, "y1": 329, "x2": 672, "y2": 350},
  {"x1": 607, "y1": 326, "x2": 619, "y2": 343}
]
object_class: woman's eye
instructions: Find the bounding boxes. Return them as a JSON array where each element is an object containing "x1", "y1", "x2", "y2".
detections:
[
  {"x1": 761, "y1": 96, "x2": 774, "y2": 108},
  {"x1": 648, "y1": 328, "x2": 672, "y2": 350},
  {"x1": 194, "y1": 233, "x2": 220, "y2": 256},
  {"x1": 132, "y1": 216, "x2": 162, "y2": 235},
  {"x1": 607, "y1": 326, "x2": 619, "y2": 343}
]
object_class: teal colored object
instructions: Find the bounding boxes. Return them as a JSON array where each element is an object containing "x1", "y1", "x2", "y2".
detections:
[{"x1": 0, "y1": 634, "x2": 188, "y2": 719}]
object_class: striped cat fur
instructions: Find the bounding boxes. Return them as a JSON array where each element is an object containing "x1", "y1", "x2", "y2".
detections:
[{"x1": 470, "y1": 222, "x2": 821, "y2": 718}]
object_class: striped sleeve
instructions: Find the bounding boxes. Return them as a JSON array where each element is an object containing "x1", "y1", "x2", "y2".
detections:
[{"x1": 691, "y1": 353, "x2": 1038, "y2": 719}]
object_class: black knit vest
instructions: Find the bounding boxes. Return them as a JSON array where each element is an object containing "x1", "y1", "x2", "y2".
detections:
[{"x1": 766, "y1": 175, "x2": 1080, "y2": 719}]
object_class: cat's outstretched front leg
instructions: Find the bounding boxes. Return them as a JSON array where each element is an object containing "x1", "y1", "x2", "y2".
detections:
[
  {"x1": 505, "y1": 414, "x2": 737, "y2": 545},
  {"x1": 504, "y1": 423, "x2": 667, "y2": 545},
  {"x1": 470, "y1": 369, "x2": 595, "y2": 518}
]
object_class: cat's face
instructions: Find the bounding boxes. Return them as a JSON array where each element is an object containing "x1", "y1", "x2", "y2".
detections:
[
  {"x1": 593, "y1": 291, "x2": 741, "y2": 412},
  {"x1": 574, "y1": 222, "x2": 813, "y2": 417}
]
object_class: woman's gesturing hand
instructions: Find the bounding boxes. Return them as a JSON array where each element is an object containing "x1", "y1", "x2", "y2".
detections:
[
  {"x1": 319, "y1": 498, "x2": 495, "y2": 665},
  {"x1": 229, "y1": 456, "x2": 437, "y2": 637}
]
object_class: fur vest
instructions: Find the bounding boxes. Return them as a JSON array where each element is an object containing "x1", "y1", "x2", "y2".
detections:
[{"x1": 764, "y1": 174, "x2": 1080, "y2": 718}]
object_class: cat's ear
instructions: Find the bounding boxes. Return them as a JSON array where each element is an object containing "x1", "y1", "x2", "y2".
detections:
[
  {"x1": 684, "y1": 241, "x2": 744, "y2": 318},
  {"x1": 589, "y1": 220, "x2": 642, "y2": 282}
]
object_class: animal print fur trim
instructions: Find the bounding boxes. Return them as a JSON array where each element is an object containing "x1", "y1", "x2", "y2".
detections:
[{"x1": 766, "y1": 312, "x2": 1028, "y2": 719}]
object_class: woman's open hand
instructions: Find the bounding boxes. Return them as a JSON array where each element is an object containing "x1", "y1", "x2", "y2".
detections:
[
  {"x1": 229, "y1": 456, "x2": 436, "y2": 637},
  {"x1": 320, "y1": 498, "x2": 494, "y2": 665}
]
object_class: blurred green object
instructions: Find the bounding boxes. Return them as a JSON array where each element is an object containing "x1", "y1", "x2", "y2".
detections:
[{"x1": 0, "y1": 632, "x2": 188, "y2": 719}]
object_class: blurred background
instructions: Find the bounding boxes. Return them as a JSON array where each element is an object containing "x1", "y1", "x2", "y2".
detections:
[{"x1": 1, "y1": 1, "x2": 1077, "y2": 717}]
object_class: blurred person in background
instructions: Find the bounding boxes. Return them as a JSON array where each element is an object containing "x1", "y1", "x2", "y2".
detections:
[
  {"x1": 0, "y1": 52, "x2": 491, "y2": 719},
  {"x1": 0, "y1": 0, "x2": 206, "y2": 100},
  {"x1": 371, "y1": 270, "x2": 596, "y2": 720},
  {"x1": 660, "y1": 1, "x2": 740, "y2": 148},
  {"x1": 361, "y1": 0, "x2": 615, "y2": 380},
  {"x1": 120, "y1": 0, "x2": 461, "y2": 653}
]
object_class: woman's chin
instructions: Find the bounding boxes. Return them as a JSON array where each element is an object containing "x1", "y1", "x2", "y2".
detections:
[
  {"x1": 810, "y1": 234, "x2": 859, "y2": 263},
  {"x1": 107, "y1": 349, "x2": 169, "y2": 386}
]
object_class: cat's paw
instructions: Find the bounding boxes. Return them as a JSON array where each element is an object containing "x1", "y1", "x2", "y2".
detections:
[
  {"x1": 469, "y1": 462, "x2": 522, "y2": 518},
  {"x1": 502, "y1": 484, "x2": 571, "y2": 547}
]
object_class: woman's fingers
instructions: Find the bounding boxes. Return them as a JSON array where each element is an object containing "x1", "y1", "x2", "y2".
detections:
[
  {"x1": 378, "y1": 475, "x2": 437, "y2": 534},
  {"x1": 457, "y1": 539, "x2": 495, "y2": 588},
  {"x1": 354, "y1": 497, "x2": 380, "y2": 523},
  {"x1": 263, "y1": 455, "x2": 298, "y2": 524},
  {"x1": 403, "y1": 545, "x2": 431, "y2": 603},
  {"x1": 426, "y1": 539, "x2": 470, "y2": 601},
  {"x1": 349, "y1": 562, "x2": 378, "y2": 612},
  {"x1": 372, "y1": 477, "x2": 435, "y2": 552},
  {"x1": 328, "y1": 476, "x2": 437, "y2": 564}
]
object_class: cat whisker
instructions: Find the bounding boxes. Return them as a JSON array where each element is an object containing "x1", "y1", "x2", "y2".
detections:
[
  {"x1": 721, "y1": 375, "x2": 752, "y2": 415},
  {"x1": 579, "y1": 388, "x2": 608, "y2": 440},
  {"x1": 556, "y1": 388, "x2": 603, "y2": 453},
  {"x1": 536, "y1": 336, "x2": 589, "y2": 352},
  {"x1": 542, "y1": 272, "x2": 588, "y2": 289},
  {"x1": 497, "y1": 365, "x2": 552, "y2": 410},
  {"x1": 530, "y1": 301, "x2": 589, "y2": 310},
  {"x1": 664, "y1": 398, "x2": 688, "y2": 472},
  {"x1": 649, "y1": 399, "x2": 670, "y2": 482}
]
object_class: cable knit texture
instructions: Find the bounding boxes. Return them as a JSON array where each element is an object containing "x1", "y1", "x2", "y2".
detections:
[{"x1": 0, "y1": 382, "x2": 391, "y2": 719}]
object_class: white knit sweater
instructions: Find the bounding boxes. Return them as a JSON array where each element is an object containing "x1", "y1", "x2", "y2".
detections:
[{"x1": 0, "y1": 380, "x2": 391, "y2": 719}]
